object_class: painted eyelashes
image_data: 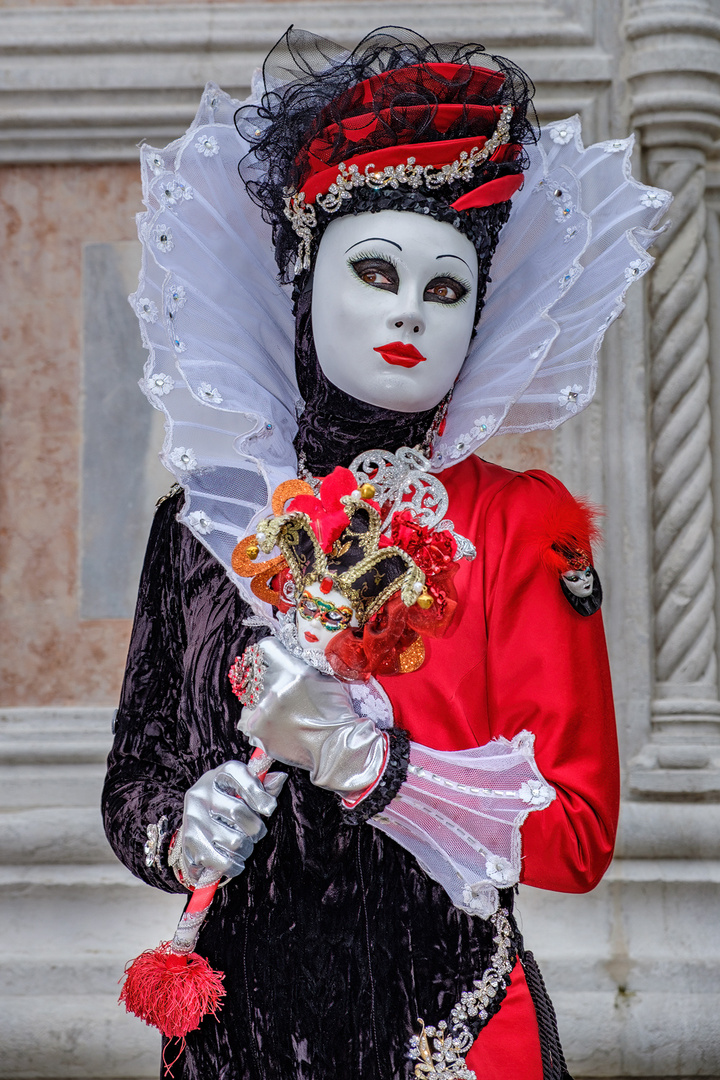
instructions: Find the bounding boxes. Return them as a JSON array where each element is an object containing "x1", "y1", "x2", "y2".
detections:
[{"x1": 348, "y1": 251, "x2": 470, "y2": 305}]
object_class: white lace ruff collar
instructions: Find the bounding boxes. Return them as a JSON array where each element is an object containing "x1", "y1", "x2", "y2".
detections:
[{"x1": 131, "y1": 82, "x2": 669, "y2": 623}]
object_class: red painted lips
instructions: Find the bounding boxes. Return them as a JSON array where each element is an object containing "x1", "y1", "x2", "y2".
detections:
[
  {"x1": 373, "y1": 341, "x2": 427, "y2": 368},
  {"x1": 304, "y1": 631, "x2": 319, "y2": 643}
]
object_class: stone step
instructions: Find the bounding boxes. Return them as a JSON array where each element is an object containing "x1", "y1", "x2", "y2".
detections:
[
  {"x1": 0, "y1": 864, "x2": 184, "y2": 962},
  {"x1": 0, "y1": 707, "x2": 114, "y2": 765},
  {"x1": 0, "y1": 863, "x2": 163, "y2": 890},
  {"x1": 1, "y1": 993, "x2": 160, "y2": 1079},
  {"x1": 0, "y1": 954, "x2": 159, "y2": 998},
  {"x1": 0, "y1": 808, "x2": 114, "y2": 864},
  {"x1": 0, "y1": 762, "x2": 109, "y2": 811}
]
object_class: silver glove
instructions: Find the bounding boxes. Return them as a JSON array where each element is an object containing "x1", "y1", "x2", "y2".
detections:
[
  {"x1": 238, "y1": 637, "x2": 387, "y2": 801},
  {"x1": 176, "y1": 760, "x2": 286, "y2": 887}
]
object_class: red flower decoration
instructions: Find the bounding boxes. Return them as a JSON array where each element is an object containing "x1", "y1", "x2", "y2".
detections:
[
  {"x1": 286, "y1": 467, "x2": 383, "y2": 554},
  {"x1": 390, "y1": 510, "x2": 457, "y2": 576}
]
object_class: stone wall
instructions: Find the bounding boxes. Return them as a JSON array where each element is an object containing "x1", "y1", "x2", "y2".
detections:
[{"x1": 1, "y1": 1, "x2": 719, "y2": 1076}]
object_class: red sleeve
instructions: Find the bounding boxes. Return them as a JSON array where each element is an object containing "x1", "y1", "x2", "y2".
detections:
[{"x1": 483, "y1": 470, "x2": 619, "y2": 893}]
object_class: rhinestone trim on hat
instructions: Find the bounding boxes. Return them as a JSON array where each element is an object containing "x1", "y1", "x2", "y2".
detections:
[{"x1": 284, "y1": 105, "x2": 514, "y2": 273}]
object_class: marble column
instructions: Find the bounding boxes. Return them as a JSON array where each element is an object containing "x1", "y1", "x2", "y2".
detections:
[{"x1": 626, "y1": 0, "x2": 720, "y2": 792}]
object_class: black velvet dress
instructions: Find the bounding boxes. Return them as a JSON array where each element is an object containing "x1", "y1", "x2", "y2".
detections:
[
  {"x1": 103, "y1": 309, "x2": 578, "y2": 1077},
  {"x1": 103, "y1": 490, "x2": 563, "y2": 1079}
]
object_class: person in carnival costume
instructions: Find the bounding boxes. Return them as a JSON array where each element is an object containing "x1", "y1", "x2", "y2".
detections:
[{"x1": 103, "y1": 26, "x2": 670, "y2": 1080}]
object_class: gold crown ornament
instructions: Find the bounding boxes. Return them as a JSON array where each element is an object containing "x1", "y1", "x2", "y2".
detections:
[{"x1": 255, "y1": 490, "x2": 426, "y2": 627}]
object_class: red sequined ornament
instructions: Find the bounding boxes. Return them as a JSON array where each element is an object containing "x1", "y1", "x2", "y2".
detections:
[{"x1": 228, "y1": 644, "x2": 266, "y2": 708}]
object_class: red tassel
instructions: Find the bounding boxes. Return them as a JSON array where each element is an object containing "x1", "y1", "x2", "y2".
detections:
[{"x1": 120, "y1": 941, "x2": 225, "y2": 1039}]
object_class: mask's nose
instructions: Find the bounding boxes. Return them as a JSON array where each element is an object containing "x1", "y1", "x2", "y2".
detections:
[{"x1": 389, "y1": 309, "x2": 425, "y2": 336}]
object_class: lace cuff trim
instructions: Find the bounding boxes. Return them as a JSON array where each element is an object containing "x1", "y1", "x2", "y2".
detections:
[
  {"x1": 342, "y1": 728, "x2": 410, "y2": 825},
  {"x1": 371, "y1": 730, "x2": 554, "y2": 917}
]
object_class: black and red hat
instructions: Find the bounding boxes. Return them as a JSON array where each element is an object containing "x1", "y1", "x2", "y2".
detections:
[{"x1": 237, "y1": 27, "x2": 537, "y2": 287}]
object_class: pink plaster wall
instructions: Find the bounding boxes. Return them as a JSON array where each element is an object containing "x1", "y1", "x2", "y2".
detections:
[
  {"x1": 0, "y1": 164, "x2": 142, "y2": 706},
  {"x1": 481, "y1": 429, "x2": 553, "y2": 473}
]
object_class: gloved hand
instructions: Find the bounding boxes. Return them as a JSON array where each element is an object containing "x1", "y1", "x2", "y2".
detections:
[
  {"x1": 173, "y1": 760, "x2": 286, "y2": 887},
  {"x1": 238, "y1": 637, "x2": 387, "y2": 802}
]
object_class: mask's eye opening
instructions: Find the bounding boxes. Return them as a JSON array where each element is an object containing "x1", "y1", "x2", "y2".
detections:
[
  {"x1": 424, "y1": 275, "x2": 470, "y2": 305},
  {"x1": 348, "y1": 252, "x2": 399, "y2": 293}
]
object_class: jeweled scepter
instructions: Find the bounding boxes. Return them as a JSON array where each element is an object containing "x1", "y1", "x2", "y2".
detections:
[{"x1": 119, "y1": 744, "x2": 272, "y2": 1060}]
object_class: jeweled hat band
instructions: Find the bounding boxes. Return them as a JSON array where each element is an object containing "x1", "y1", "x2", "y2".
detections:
[{"x1": 284, "y1": 103, "x2": 519, "y2": 273}]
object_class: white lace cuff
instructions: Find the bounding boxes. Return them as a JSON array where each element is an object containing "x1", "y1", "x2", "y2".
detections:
[{"x1": 370, "y1": 731, "x2": 554, "y2": 918}]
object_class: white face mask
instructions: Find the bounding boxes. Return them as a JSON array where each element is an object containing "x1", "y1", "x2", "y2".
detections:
[
  {"x1": 562, "y1": 566, "x2": 594, "y2": 597},
  {"x1": 311, "y1": 209, "x2": 479, "y2": 413},
  {"x1": 295, "y1": 581, "x2": 358, "y2": 655}
]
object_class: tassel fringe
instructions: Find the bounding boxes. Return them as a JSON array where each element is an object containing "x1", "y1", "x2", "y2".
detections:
[{"x1": 120, "y1": 941, "x2": 225, "y2": 1039}]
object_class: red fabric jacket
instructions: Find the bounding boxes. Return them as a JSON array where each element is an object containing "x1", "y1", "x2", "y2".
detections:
[
  {"x1": 379, "y1": 456, "x2": 619, "y2": 1076},
  {"x1": 379, "y1": 454, "x2": 620, "y2": 893}
]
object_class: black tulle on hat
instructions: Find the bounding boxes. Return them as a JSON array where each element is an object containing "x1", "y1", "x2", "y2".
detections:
[{"x1": 236, "y1": 26, "x2": 538, "y2": 297}]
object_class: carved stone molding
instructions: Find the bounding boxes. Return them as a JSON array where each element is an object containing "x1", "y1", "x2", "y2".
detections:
[
  {"x1": 626, "y1": 0, "x2": 720, "y2": 795},
  {"x1": 625, "y1": 0, "x2": 720, "y2": 153},
  {"x1": 0, "y1": 1, "x2": 610, "y2": 163}
]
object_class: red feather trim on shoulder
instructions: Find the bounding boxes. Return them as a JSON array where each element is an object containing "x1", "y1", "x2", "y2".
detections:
[{"x1": 536, "y1": 495, "x2": 603, "y2": 575}]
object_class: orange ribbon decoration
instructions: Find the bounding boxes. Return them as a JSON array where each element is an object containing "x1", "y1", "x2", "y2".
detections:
[{"x1": 231, "y1": 479, "x2": 315, "y2": 607}]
